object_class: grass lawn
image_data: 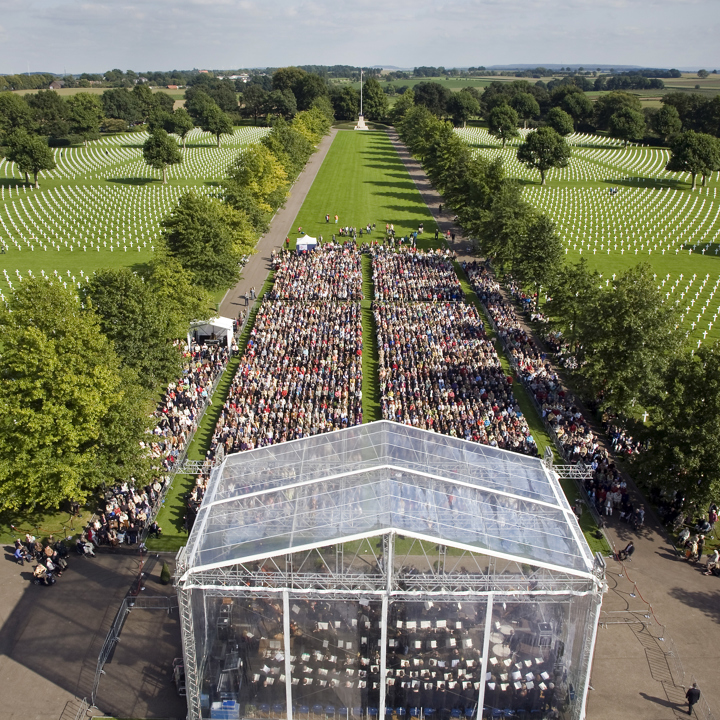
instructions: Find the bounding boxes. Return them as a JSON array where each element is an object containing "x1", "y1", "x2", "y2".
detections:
[
  {"x1": 460, "y1": 129, "x2": 720, "y2": 349},
  {"x1": 0, "y1": 126, "x2": 268, "y2": 298}
]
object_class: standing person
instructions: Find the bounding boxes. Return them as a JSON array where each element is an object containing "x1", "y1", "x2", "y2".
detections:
[
  {"x1": 244, "y1": 291, "x2": 249, "y2": 306},
  {"x1": 325, "y1": 213, "x2": 330, "y2": 223},
  {"x1": 285, "y1": 236, "x2": 290, "y2": 251},
  {"x1": 686, "y1": 683, "x2": 700, "y2": 715},
  {"x1": 434, "y1": 228, "x2": 439, "y2": 240},
  {"x1": 250, "y1": 286, "x2": 256, "y2": 300},
  {"x1": 334, "y1": 214, "x2": 338, "y2": 224}
]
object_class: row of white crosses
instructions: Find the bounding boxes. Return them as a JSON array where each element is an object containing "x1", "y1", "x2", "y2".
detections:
[
  {"x1": 524, "y1": 186, "x2": 720, "y2": 258},
  {"x1": 1, "y1": 127, "x2": 270, "y2": 183},
  {"x1": 0, "y1": 182, "x2": 217, "y2": 255},
  {"x1": 456, "y1": 128, "x2": 720, "y2": 187}
]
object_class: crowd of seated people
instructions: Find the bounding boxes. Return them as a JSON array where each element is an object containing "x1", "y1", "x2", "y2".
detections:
[
  {"x1": 210, "y1": 300, "x2": 363, "y2": 454},
  {"x1": 465, "y1": 262, "x2": 597, "y2": 463},
  {"x1": 271, "y1": 244, "x2": 363, "y2": 301},
  {"x1": 374, "y1": 302, "x2": 537, "y2": 455},
  {"x1": 372, "y1": 248, "x2": 464, "y2": 302},
  {"x1": 145, "y1": 340, "x2": 234, "y2": 471},
  {"x1": 83, "y1": 480, "x2": 167, "y2": 548}
]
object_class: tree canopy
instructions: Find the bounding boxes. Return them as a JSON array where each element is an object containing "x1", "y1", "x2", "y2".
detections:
[
  {"x1": 488, "y1": 104, "x2": 520, "y2": 147},
  {"x1": 4, "y1": 129, "x2": 56, "y2": 187},
  {"x1": 161, "y1": 192, "x2": 256, "y2": 291},
  {"x1": 609, "y1": 107, "x2": 646, "y2": 146},
  {"x1": 666, "y1": 130, "x2": 720, "y2": 189},
  {"x1": 632, "y1": 343, "x2": 720, "y2": 507},
  {"x1": 517, "y1": 127, "x2": 571, "y2": 185},
  {"x1": 66, "y1": 92, "x2": 104, "y2": 145},
  {"x1": 0, "y1": 279, "x2": 151, "y2": 510},
  {"x1": 142, "y1": 128, "x2": 182, "y2": 184},
  {"x1": 199, "y1": 103, "x2": 234, "y2": 147},
  {"x1": 83, "y1": 268, "x2": 182, "y2": 390}
]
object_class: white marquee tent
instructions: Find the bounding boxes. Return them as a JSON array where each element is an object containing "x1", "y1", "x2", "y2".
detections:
[
  {"x1": 188, "y1": 316, "x2": 235, "y2": 349},
  {"x1": 176, "y1": 421, "x2": 605, "y2": 720}
]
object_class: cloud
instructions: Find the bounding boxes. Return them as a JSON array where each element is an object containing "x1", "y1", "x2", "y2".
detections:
[{"x1": 0, "y1": 0, "x2": 717, "y2": 72}]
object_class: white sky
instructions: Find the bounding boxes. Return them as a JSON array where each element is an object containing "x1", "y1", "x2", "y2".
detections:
[{"x1": 0, "y1": 0, "x2": 718, "y2": 74}]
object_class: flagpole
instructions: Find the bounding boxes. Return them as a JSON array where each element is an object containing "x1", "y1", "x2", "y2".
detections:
[{"x1": 360, "y1": 68, "x2": 363, "y2": 117}]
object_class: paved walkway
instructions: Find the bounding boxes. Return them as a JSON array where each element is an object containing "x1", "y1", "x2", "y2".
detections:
[
  {"x1": 388, "y1": 130, "x2": 720, "y2": 720},
  {"x1": 218, "y1": 129, "x2": 338, "y2": 319}
]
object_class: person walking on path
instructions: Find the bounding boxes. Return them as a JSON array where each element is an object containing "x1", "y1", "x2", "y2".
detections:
[
  {"x1": 685, "y1": 683, "x2": 700, "y2": 715},
  {"x1": 250, "y1": 286, "x2": 256, "y2": 300},
  {"x1": 244, "y1": 291, "x2": 249, "y2": 306}
]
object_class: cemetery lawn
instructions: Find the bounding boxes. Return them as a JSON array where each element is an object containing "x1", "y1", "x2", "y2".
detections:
[
  {"x1": 145, "y1": 129, "x2": 608, "y2": 554},
  {"x1": 458, "y1": 127, "x2": 720, "y2": 348},
  {"x1": 0, "y1": 126, "x2": 269, "y2": 298}
]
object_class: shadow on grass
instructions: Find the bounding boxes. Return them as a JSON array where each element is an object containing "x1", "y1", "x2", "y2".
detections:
[
  {"x1": 106, "y1": 177, "x2": 159, "y2": 186},
  {"x1": 605, "y1": 177, "x2": 691, "y2": 191}
]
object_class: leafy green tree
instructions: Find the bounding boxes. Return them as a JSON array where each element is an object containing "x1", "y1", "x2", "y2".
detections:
[
  {"x1": 561, "y1": 92, "x2": 593, "y2": 127},
  {"x1": 666, "y1": 130, "x2": 720, "y2": 189},
  {"x1": 294, "y1": 73, "x2": 328, "y2": 111},
  {"x1": 516, "y1": 127, "x2": 571, "y2": 185},
  {"x1": 488, "y1": 104, "x2": 520, "y2": 147},
  {"x1": 512, "y1": 214, "x2": 563, "y2": 308},
  {"x1": 310, "y1": 95, "x2": 335, "y2": 125},
  {"x1": 261, "y1": 117, "x2": 313, "y2": 179},
  {"x1": 424, "y1": 121, "x2": 470, "y2": 190},
  {"x1": 267, "y1": 89, "x2": 297, "y2": 119},
  {"x1": 5, "y1": 129, "x2": 56, "y2": 187},
  {"x1": 546, "y1": 258, "x2": 601, "y2": 357},
  {"x1": 398, "y1": 104, "x2": 444, "y2": 162},
  {"x1": 362, "y1": 76, "x2": 389, "y2": 121},
  {"x1": 413, "y1": 82, "x2": 452, "y2": 117},
  {"x1": 170, "y1": 108, "x2": 195, "y2": 149},
  {"x1": 27, "y1": 90, "x2": 69, "y2": 137},
  {"x1": 447, "y1": 89, "x2": 482, "y2": 127},
  {"x1": 511, "y1": 92, "x2": 540, "y2": 128},
  {"x1": 154, "y1": 91, "x2": 176, "y2": 114},
  {"x1": 132, "y1": 84, "x2": 157, "y2": 123},
  {"x1": 594, "y1": 91, "x2": 642, "y2": 130},
  {"x1": 697, "y1": 69, "x2": 710, "y2": 79},
  {"x1": 331, "y1": 86, "x2": 359, "y2": 121},
  {"x1": 292, "y1": 106, "x2": 332, "y2": 145},
  {"x1": 632, "y1": 343, "x2": 720, "y2": 507},
  {"x1": 101, "y1": 88, "x2": 142, "y2": 124},
  {"x1": 160, "y1": 192, "x2": 257, "y2": 291},
  {"x1": 142, "y1": 128, "x2": 182, "y2": 183},
  {"x1": 272, "y1": 67, "x2": 307, "y2": 94},
  {"x1": 83, "y1": 268, "x2": 181, "y2": 389},
  {"x1": 186, "y1": 89, "x2": 216, "y2": 122},
  {"x1": 242, "y1": 84, "x2": 268, "y2": 124},
  {"x1": 389, "y1": 89, "x2": 415, "y2": 125},
  {"x1": 609, "y1": 107, "x2": 646, "y2": 146},
  {"x1": 67, "y1": 93, "x2": 104, "y2": 146},
  {"x1": 147, "y1": 108, "x2": 174, "y2": 133},
  {"x1": 545, "y1": 107, "x2": 575, "y2": 136},
  {"x1": 0, "y1": 92, "x2": 34, "y2": 136},
  {"x1": 576, "y1": 263, "x2": 680, "y2": 413},
  {"x1": 146, "y1": 256, "x2": 211, "y2": 337},
  {"x1": 224, "y1": 144, "x2": 288, "y2": 212},
  {"x1": 479, "y1": 181, "x2": 533, "y2": 267},
  {"x1": 102, "y1": 118, "x2": 128, "y2": 134},
  {"x1": 200, "y1": 104, "x2": 234, "y2": 147},
  {"x1": 0, "y1": 278, "x2": 149, "y2": 510},
  {"x1": 652, "y1": 104, "x2": 682, "y2": 142}
]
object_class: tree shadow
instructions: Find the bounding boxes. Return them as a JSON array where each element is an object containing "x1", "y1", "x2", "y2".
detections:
[
  {"x1": 365, "y1": 162, "x2": 404, "y2": 170},
  {"x1": 106, "y1": 177, "x2": 159, "y2": 186},
  {"x1": 667, "y1": 586, "x2": 720, "y2": 623},
  {"x1": 680, "y1": 243, "x2": 720, "y2": 256},
  {"x1": 604, "y1": 177, "x2": 690, "y2": 191},
  {"x1": 0, "y1": 179, "x2": 30, "y2": 189}
]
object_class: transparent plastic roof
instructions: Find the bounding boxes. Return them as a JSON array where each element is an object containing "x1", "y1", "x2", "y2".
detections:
[{"x1": 185, "y1": 421, "x2": 593, "y2": 577}]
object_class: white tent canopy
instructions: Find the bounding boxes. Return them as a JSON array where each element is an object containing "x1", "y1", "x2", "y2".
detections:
[
  {"x1": 297, "y1": 236, "x2": 318, "y2": 252},
  {"x1": 187, "y1": 316, "x2": 234, "y2": 349}
]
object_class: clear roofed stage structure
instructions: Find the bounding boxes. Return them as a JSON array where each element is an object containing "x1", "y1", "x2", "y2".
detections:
[{"x1": 176, "y1": 421, "x2": 606, "y2": 720}]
